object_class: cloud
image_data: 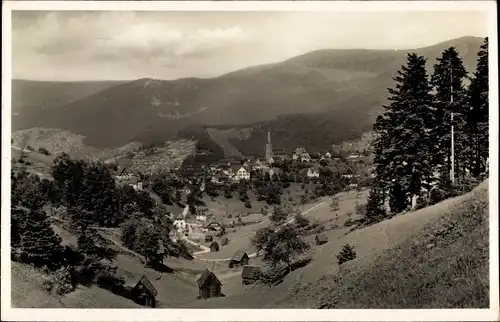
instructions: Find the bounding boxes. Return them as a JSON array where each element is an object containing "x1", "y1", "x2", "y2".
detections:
[{"x1": 11, "y1": 11, "x2": 489, "y2": 81}]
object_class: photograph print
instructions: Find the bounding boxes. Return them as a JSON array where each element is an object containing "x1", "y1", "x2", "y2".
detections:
[{"x1": 3, "y1": 1, "x2": 497, "y2": 317}]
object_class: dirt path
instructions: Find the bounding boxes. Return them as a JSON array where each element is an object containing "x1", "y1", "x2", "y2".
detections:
[{"x1": 190, "y1": 199, "x2": 329, "y2": 262}]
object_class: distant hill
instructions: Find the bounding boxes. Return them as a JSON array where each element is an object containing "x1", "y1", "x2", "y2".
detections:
[{"x1": 12, "y1": 36, "x2": 484, "y2": 152}]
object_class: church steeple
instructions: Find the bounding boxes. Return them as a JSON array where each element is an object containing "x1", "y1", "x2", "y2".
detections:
[{"x1": 265, "y1": 129, "x2": 273, "y2": 162}]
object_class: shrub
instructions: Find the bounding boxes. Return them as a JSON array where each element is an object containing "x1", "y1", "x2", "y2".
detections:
[
  {"x1": 38, "y1": 147, "x2": 50, "y2": 156},
  {"x1": 336, "y1": 244, "x2": 357, "y2": 265},
  {"x1": 343, "y1": 218, "x2": 356, "y2": 227},
  {"x1": 259, "y1": 264, "x2": 285, "y2": 287},
  {"x1": 50, "y1": 266, "x2": 75, "y2": 295},
  {"x1": 294, "y1": 214, "x2": 310, "y2": 228},
  {"x1": 244, "y1": 200, "x2": 252, "y2": 209}
]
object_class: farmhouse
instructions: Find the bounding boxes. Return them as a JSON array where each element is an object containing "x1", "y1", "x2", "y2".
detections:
[
  {"x1": 229, "y1": 250, "x2": 249, "y2": 268},
  {"x1": 209, "y1": 241, "x2": 220, "y2": 252},
  {"x1": 232, "y1": 165, "x2": 251, "y2": 182},
  {"x1": 130, "y1": 275, "x2": 158, "y2": 308},
  {"x1": 197, "y1": 269, "x2": 222, "y2": 299},
  {"x1": 315, "y1": 234, "x2": 328, "y2": 245},
  {"x1": 307, "y1": 167, "x2": 320, "y2": 178},
  {"x1": 241, "y1": 265, "x2": 261, "y2": 285}
]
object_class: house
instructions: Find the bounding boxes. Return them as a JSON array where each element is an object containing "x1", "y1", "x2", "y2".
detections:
[
  {"x1": 229, "y1": 250, "x2": 250, "y2": 268},
  {"x1": 315, "y1": 234, "x2": 328, "y2": 246},
  {"x1": 292, "y1": 153, "x2": 299, "y2": 161},
  {"x1": 347, "y1": 153, "x2": 361, "y2": 160},
  {"x1": 300, "y1": 152, "x2": 311, "y2": 162},
  {"x1": 232, "y1": 165, "x2": 250, "y2": 182},
  {"x1": 307, "y1": 167, "x2": 320, "y2": 178},
  {"x1": 130, "y1": 275, "x2": 158, "y2": 307},
  {"x1": 209, "y1": 241, "x2": 220, "y2": 252},
  {"x1": 196, "y1": 268, "x2": 222, "y2": 299},
  {"x1": 324, "y1": 151, "x2": 332, "y2": 159},
  {"x1": 196, "y1": 214, "x2": 207, "y2": 222},
  {"x1": 173, "y1": 218, "x2": 187, "y2": 233},
  {"x1": 205, "y1": 221, "x2": 225, "y2": 234},
  {"x1": 241, "y1": 265, "x2": 261, "y2": 285}
]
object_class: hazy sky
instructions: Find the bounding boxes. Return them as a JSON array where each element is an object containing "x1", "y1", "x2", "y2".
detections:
[{"x1": 12, "y1": 11, "x2": 489, "y2": 81}]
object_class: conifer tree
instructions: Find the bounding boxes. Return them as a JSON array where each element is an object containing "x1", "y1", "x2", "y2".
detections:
[
  {"x1": 16, "y1": 207, "x2": 64, "y2": 269},
  {"x1": 466, "y1": 38, "x2": 489, "y2": 177},
  {"x1": 371, "y1": 53, "x2": 434, "y2": 214},
  {"x1": 430, "y1": 47, "x2": 469, "y2": 184}
]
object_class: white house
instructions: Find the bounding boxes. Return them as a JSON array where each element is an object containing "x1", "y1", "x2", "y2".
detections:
[
  {"x1": 233, "y1": 165, "x2": 251, "y2": 182},
  {"x1": 307, "y1": 168, "x2": 320, "y2": 178},
  {"x1": 292, "y1": 153, "x2": 299, "y2": 161},
  {"x1": 301, "y1": 152, "x2": 311, "y2": 162},
  {"x1": 324, "y1": 152, "x2": 332, "y2": 159},
  {"x1": 132, "y1": 181, "x2": 143, "y2": 191},
  {"x1": 196, "y1": 215, "x2": 207, "y2": 222},
  {"x1": 173, "y1": 219, "x2": 187, "y2": 232}
]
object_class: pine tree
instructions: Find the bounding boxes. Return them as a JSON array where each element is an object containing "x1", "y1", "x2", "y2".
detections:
[
  {"x1": 466, "y1": 38, "x2": 489, "y2": 177},
  {"x1": 17, "y1": 207, "x2": 64, "y2": 269},
  {"x1": 364, "y1": 185, "x2": 386, "y2": 223},
  {"x1": 430, "y1": 47, "x2": 469, "y2": 185},
  {"x1": 371, "y1": 53, "x2": 434, "y2": 214}
]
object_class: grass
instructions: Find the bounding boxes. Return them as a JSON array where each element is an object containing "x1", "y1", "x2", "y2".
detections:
[{"x1": 276, "y1": 180, "x2": 489, "y2": 309}]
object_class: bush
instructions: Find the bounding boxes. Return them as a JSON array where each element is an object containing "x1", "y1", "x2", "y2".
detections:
[
  {"x1": 294, "y1": 214, "x2": 310, "y2": 228},
  {"x1": 259, "y1": 264, "x2": 285, "y2": 287},
  {"x1": 38, "y1": 147, "x2": 50, "y2": 156},
  {"x1": 50, "y1": 266, "x2": 75, "y2": 295},
  {"x1": 244, "y1": 200, "x2": 252, "y2": 209},
  {"x1": 337, "y1": 244, "x2": 357, "y2": 265},
  {"x1": 343, "y1": 218, "x2": 357, "y2": 227},
  {"x1": 355, "y1": 203, "x2": 366, "y2": 217}
]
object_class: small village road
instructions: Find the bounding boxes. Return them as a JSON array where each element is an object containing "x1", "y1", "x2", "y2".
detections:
[{"x1": 188, "y1": 199, "x2": 328, "y2": 262}]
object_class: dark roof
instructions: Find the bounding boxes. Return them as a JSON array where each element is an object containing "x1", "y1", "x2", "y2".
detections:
[
  {"x1": 205, "y1": 221, "x2": 225, "y2": 229},
  {"x1": 315, "y1": 234, "x2": 328, "y2": 242},
  {"x1": 135, "y1": 275, "x2": 158, "y2": 297},
  {"x1": 196, "y1": 268, "x2": 222, "y2": 288},
  {"x1": 210, "y1": 241, "x2": 219, "y2": 248},
  {"x1": 231, "y1": 250, "x2": 248, "y2": 262},
  {"x1": 241, "y1": 265, "x2": 261, "y2": 279}
]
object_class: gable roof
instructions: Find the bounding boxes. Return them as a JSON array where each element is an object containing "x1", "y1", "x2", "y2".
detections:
[
  {"x1": 135, "y1": 275, "x2": 158, "y2": 297},
  {"x1": 196, "y1": 268, "x2": 222, "y2": 288},
  {"x1": 241, "y1": 265, "x2": 261, "y2": 279},
  {"x1": 231, "y1": 250, "x2": 248, "y2": 262},
  {"x1": 315, "y1": 234, "x2": 328, "y2": 242}
]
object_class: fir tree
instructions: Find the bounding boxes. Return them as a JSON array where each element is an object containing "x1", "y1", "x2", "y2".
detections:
[
  {"x1": 17, "y1": 207, "x2": 64, "y2": 269},
  {"x1": 371, "y1": 53, "x2": 434, "y2": 214},
  {"x1": 466, "y1": 38, "x2": 489, "y2": 177},
  {"x1": 430, "y1": 47, "x2": 469, "y2": 185}
]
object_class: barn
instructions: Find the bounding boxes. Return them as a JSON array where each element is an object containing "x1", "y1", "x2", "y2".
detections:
[
  {"x1": 210, "y1": 241, "x2": 220, "y2": 252},
  {"x1": 196, "y1": 268, "x2": 222, "y2": 299},
  {"x1": 130, "y1": 275, "x2": 158, "y2": 308},
  {"x1": 315, "y1": 234, "x2": 328, "y2": 245},
  {"x1": 229, "y1": 250, "x2": 249, "y2": 268}
]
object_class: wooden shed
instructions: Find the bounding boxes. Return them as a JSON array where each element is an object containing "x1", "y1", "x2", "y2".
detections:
[
  {"x1": 315, "y1": 234, "x2": 328, "y2": 246},
  {"x1": 196, "y1": 268, "x2": 222, "y2": 299},
  {"x1": 241, "y1": 265, "x2": 261, "y2": 285},
  {"x1": 209, "y1": 241, "x2": 220, "y2": 252},
  {"x1": 131, "y1": 275, "x2": 158, "y2": 308},
  {"x1": 229, "y1": 250, "x2": 249, "y2": 268}
]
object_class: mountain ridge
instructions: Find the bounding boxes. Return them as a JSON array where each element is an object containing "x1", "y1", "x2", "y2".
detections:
[{"x1": 12, "y1": 36, "x2": 485, "y2": 154}]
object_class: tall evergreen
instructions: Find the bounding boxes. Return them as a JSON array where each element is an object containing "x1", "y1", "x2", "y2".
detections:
[
  {"x1": 15, "y1": 207, "x2": 64, "y2": 269},
  {"x1": 371, "y1": 53, "x2": 434, "y2": 214},
  {"x1": 466, "y1": 38, "x2": 489, "y2": 177},
  {"x1": 430, "y1": 47, "x2": 468, "y2": 184}
]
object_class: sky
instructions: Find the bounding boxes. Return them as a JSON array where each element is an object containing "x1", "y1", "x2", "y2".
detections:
[{"x1": 12, "y1": 10, "x2": 489, "y2": 81}]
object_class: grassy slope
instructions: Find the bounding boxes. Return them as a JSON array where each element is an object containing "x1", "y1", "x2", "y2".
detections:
[{"x1": 182, "y1": 180, "x2": 489, "y2": 308}]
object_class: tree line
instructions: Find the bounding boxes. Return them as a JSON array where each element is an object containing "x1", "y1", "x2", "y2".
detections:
[{"x1": 365, "y1": 38, "x2": 489, "y2": 223}]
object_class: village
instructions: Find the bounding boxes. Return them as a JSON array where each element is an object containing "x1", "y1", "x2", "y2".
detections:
[{"x1": 101, "y1": 130, "x2": 373, "y2": 307}]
